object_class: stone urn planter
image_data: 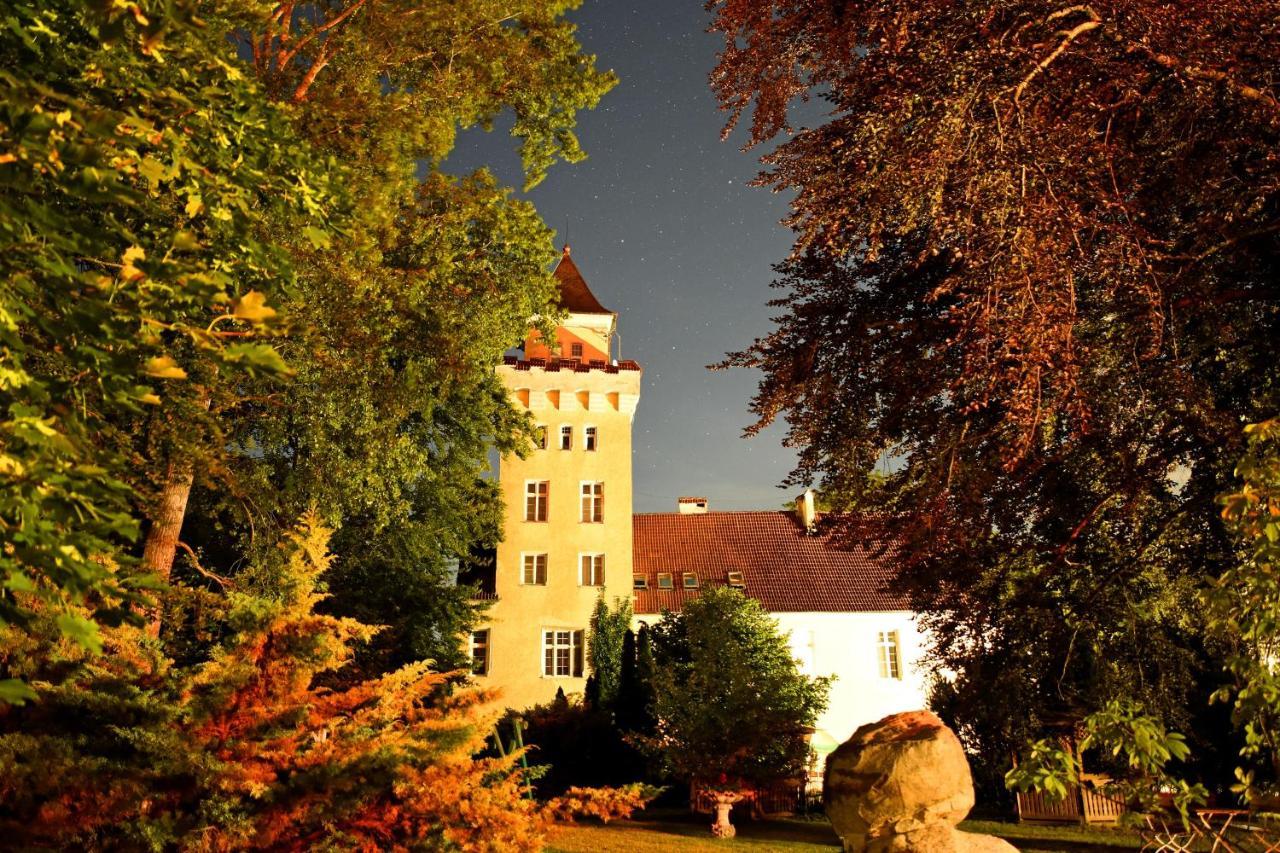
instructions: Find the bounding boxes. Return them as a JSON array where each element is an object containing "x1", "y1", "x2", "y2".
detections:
[{"x1": 709, "y1": 789, "x2": 748, "y2": 838}]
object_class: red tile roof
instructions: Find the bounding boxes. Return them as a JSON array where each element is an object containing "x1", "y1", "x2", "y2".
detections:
[
  {"x1": 501, "y1": 355, "x2": 640, "y2": 373},
  {"x1": 553, "y1": 247, "x2": 611, "y2": 315},
  {"x1": 632, "y1": 511, "x2": 906, "y2": 615}
]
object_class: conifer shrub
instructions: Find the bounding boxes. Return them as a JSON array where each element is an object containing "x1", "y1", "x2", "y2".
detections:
[{"x1": 0, "y1": 515, "x2": 560, "y2": 850}]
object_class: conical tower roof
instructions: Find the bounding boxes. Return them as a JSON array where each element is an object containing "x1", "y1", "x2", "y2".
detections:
[{"x1": 552, "y1": 245, "x2": 611, "y2": 314}]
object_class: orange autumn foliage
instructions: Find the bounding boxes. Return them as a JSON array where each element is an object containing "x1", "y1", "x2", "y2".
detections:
[{"x1": 2, "y1": 513, "x2": 622, "y2": 851}]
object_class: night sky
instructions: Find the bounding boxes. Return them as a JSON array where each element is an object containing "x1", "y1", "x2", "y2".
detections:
[{"x1": 448, "y1": 1, "x2": 820, "y2": 513}]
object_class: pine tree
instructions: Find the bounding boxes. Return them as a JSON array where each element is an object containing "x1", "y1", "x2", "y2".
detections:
[
  {"x1": 587, "y1": 596, "x2": 632, "y2": 710},
  {"x1": 0, "y1": 515, "x2": 554, "y2": 850},
  {"x1": 634, "y1": 625, "x2": 659, "y2": 734},
  {"x1": 614, "y1": 628, "x2": 639, "y2": 729}
]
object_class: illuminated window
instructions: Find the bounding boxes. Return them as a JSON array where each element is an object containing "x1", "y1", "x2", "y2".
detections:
[
  {"x1": 542, "y1": 629, "x2": 584, "y2": 677},
  {"x1": 469, "y1": 629, "x2": 490, "y2": 675},
  {"x1": 580, "y1": 482, "x2": 603, "y2": 523},
  {"x1": 584, "y1": 426, "x2": 598, "y2": 451},
  {"x1": 521, "y1": 553, "x2": 548, "y2": 586},
  {"x1": 559, "y1": 425, "x2": 573, "y2": 450},
  {"x1": 580, "y1": 553, "x2": 605, "y2": 586},
  {"x1": 878, "y1": 630, "x2": 902, "y2": 680},
  {"x1": 524, "y1": 481, "x2": 548, "y2": 522}
]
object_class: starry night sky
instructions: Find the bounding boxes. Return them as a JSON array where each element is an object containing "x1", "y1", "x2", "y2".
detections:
[{"x1": 448, "y1": 0, "x2": 819, "y2": 513}]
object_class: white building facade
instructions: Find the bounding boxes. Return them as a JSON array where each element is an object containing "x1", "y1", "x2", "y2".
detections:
[{"x1": 631, "y1": 498, "x2": 931, "y2": 756}]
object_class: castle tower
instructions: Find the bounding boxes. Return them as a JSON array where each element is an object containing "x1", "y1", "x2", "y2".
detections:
[{"x1": 471, "y1": 246, "x2": 642, "y2": 710}]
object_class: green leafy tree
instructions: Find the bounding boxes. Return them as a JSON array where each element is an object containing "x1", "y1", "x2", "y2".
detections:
[
  {"x1": 706, "y1": 0, "x2": 1280, "y2": 786},
  {"x1": 640, "y1": 588, "x2": 830, "y2": 788},
  {"x1": 1006, "y1": 700, "x2": 1208, "y2": 821},
  {"x1": 177, "y1": 0, "x2": 618, "y2": 674},
  {"x1": 1211, "y1": 418, "x2": 1280, "y2": 799},
  {"x1": 0, "y1": 0, "x2": 333, "y2": 680}
]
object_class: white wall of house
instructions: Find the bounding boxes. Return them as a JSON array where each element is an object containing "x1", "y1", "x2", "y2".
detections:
[
  {"x1": 633, "y1": 608, "x2": 931, "y2": 750},
  {"x1": 773, "y1": 610, "x2": 931, "y2": 747}
]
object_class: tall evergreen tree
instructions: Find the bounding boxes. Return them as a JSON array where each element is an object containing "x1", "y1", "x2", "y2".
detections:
[
  {"x1": 615, "y1": 628, "x2": 640, "y2": 728},
  {"x1": 587, "y1": 595, "x2": 632, "y2": 710},
  {"x1": 635, "y1": 624, "x2": 659, "y2": 732}
]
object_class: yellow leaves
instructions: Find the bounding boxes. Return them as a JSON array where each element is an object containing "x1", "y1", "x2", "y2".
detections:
[
  {"x1": 172, "y1": 230, "x2": 200, "y2": 251},
  {"x1": 0, "y1": 153, "x2": 15, "y2": 165},
  {"x1": 144, "y1": 355, "x2": 187, "y2": 380},
  {"x1": 0, "y1": 454, "x2": 25, "y2": 477},
  {"x1": 232, "y1": 291, "x2": 277, "y2": 323},
  {"x1": 138, "y1": 392, "x2": 162, "y2": 405},
  {"x1": 110, "y1": 0, "x2": 150, "y2": 25},
  {"x1": 138, "y1": 157, "x2": 167, "y2": 187},
  {"x1": 213, "y1": 57, "x2": 243, "y2": 82},
  {"x1": 120, "y1": 245, "x2": 146, "y2": 283},
  {"x1": 0, "y1": 364, "x2": 32, "y2": 390},
  {"x1": 184, "y1": 194, "x2": 204, "y2": 218}
]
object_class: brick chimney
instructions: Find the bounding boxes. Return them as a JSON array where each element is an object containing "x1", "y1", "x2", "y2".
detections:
[
  {"x1": 795, "y1": 489, "x2": 817, "y2": 532},
  {"x1": 677, "y1": 497, "x2": 708, "y2": 515}
]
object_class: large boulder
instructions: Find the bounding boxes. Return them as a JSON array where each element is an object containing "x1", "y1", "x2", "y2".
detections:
[{"x1": 823, "y1": 710, "x2": 1017, "y2": 853}]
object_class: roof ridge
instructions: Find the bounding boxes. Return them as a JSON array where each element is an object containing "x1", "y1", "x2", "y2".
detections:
[{"x1": 633, "y1": 509, "x2": 796, "y2": 516}]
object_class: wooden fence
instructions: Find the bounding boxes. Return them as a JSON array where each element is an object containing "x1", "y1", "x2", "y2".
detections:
[{"x1": 1017, "y1": 783, "x2": 1126, "y2": 825}]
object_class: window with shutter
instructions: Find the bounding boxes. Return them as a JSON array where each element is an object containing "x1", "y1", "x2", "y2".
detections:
[
  {"x1": 524, "y1": 481, "x2": 548, "y2": 522},
  {"x1": 580, "y1": 553, "x2": 605, "y2": 586},
  {"x1": 580, "y1": 482, "x2": 603, "y2": 523},
  {"x1": 521, "y1": 553, "x2": 548, "y2": 585}
]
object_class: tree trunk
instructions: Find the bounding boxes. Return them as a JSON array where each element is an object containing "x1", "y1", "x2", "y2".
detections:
[
  {"x1": 142, "y1": 391, "x2": 210, "y2": 634},
  {"x1": 141, "y1": 455, "x2": 198, "y2": 585}
]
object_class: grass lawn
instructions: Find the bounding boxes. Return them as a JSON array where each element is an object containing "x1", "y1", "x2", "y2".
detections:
[
  {"x1": 962, "y1": 819, "x2": 1143, "y2": 852},
  {"x1": 545, "y1": 809, "x2": 1147, "y2": 853}
]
